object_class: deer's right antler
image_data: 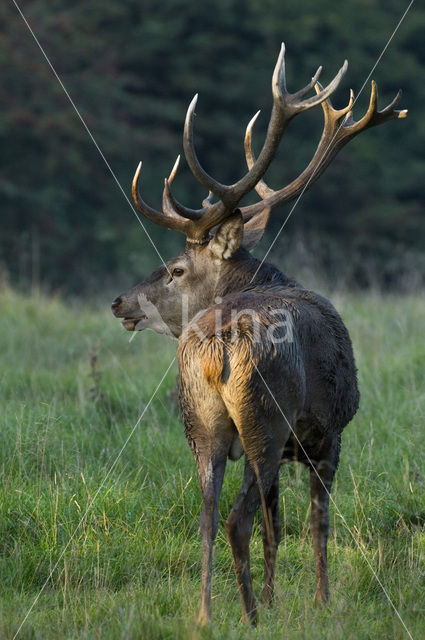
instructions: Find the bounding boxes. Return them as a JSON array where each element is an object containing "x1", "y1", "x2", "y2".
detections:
[{"x1": 132, "y1": 43, "x2": 406, "y2": 242}]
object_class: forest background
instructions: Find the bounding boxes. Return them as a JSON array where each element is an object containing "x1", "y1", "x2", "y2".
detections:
[{"x1": 1, "y1": 0, "x2": 423, "y2": 296}]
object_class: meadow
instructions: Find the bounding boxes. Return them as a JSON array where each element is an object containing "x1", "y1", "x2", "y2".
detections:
[{"x1": 0, "y1": 287, "x2": 424, "y2": 639}]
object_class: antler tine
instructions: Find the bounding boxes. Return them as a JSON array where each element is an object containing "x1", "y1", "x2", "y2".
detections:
[
  {"x1": 183, "y1": 95, "x2": 228, "y2": 199},
  {"x1": 271, "y1": 43, "x2": 323, "y2": 103},
  {"x1": 287, "y1": 61, "x2": 348, "y2": 113},
  {"x1": 168, "y1": 155, "x2": 180, "y2": 184},
  {"x1": 318, "y1": 82, "x2": 355, "y2": 123},
  {"x1": 344, "y1": 81, "x2": 407, "y2": 131},
  {"x1": 379, "y1": 89, "x2": 407, "y2": 118},
  {"x1": 163, "y1": 178, "x2": 207, "y2": 221},
  {"x1": 133, "y1": 161, "x2": 194, "y2": 235},
  {"x1": 162, "y1": 156, "x2": 207, "y2": 221},
  {"x1": 244, "y1": 110, "x2": 274, "y2": 199},
  {"x1": 161, "y1": 152, "x2": 215, "y2": 220},
  {"x1": 162, "y1": 156, "x2": 183, "y2": 219},
  {"x1": 291, "y1": 66, "x2": 323, "y2": 101}
]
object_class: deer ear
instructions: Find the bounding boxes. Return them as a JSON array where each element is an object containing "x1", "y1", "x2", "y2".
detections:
[
  {"x1": 208, "y1": 210, "x2": 244, "y2": 260},
  {"x1": 242, "y1": 206, "x2": 271, "y2": 250}
]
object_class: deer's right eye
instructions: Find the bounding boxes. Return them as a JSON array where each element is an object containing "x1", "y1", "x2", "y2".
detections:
[{"x1": 172, "y1": 268, "x2": 184, "y2": 277}]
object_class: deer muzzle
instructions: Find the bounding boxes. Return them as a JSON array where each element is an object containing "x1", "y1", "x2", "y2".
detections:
[{"x1": 111, "y1": 296, "x2": 148, "y2": 331}]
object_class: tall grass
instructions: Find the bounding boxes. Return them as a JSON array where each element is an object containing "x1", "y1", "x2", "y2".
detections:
[{"x1": 0, "y1": 288, "x2": 424, "y2": 639}]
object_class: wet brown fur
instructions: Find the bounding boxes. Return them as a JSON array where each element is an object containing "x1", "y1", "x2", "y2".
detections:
[
  {"x1": 177, "y1": 269, "x2": 359, "y2": 623},
  {"x1": 115, "y1": 243, "x2": 359, "y2": 625}
]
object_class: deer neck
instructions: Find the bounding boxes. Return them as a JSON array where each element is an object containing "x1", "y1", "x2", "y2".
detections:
[{"x1": 213, "y1": 249, "x2": 298, "y2": 301}]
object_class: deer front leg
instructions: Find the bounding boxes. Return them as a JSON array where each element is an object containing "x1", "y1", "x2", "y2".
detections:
[
  {"x1": 261, "y1": 471, "x2": 281, "y2": 605},
  {"x1": 197, "y1": 453, "x2": 227, "y2": 625},
  {"x1": 309, "y1": 457, "x2": 337, "y2": 605}
]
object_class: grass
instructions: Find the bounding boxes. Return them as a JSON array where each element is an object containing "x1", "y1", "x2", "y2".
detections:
[{"x1": 0, "y1": 287, "x2": 424, "y2": 639}]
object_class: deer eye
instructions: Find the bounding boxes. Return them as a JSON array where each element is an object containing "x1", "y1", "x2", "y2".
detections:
[{"x1": 172, "y1": 268, "x2": 184, "y2": 277}]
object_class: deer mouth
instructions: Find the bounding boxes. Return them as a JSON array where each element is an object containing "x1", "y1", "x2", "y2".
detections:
[{"x1": 121, "y1": 315, "x2": 147, "y2": 331}]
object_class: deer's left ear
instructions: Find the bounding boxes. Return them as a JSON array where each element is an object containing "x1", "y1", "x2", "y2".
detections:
[
  {"x1": 242, "y1": 206, "x2": 271, "y2": 250},
  {"x1": 208, "y1": 210, "x2": 244, "y2": 260}
]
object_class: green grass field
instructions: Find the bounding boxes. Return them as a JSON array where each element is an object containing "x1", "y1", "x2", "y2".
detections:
[{"x1": 0, "y1": 288, "x2": 424, "y2": 639}]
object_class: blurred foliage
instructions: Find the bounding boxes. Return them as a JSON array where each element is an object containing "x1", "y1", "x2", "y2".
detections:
[{"x1": 0, "y1": 0, "x2": 423, "y2": 293}]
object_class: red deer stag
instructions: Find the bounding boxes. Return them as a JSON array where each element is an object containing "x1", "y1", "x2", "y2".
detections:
[{"x1": 112, "y1": 44, "x2": 406, "y2": 625}]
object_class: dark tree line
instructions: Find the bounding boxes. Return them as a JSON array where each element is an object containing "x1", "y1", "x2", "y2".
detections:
[{"x1": 1, "y1": 0, "x2": 424, "y2": 293}]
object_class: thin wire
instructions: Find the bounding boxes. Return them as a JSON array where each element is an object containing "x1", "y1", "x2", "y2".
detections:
[
  {"x1": 12, "y1": 356, "x2": 176, "y2": 640},
  {"x1": 11, "y1": 0, "x2": 172, "y2": 275},
  {"x1": 251, "y1": 0, "x2": 415, "y2": 282},
  {"x1": 252, "y1": 361, "x2": 414, "y2": 640}
]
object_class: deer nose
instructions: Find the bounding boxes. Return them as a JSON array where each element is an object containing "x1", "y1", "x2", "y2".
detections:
[{"x1": 111, "y1": 297, "x2": 122, "y2": 315}]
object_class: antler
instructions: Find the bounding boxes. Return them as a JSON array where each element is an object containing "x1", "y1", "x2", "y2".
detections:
[
  {"x1": 132, "y1": 43, "x2": 406, "y2": 242},
  {"x1": 241, "y1": 79, "x2": 407, "y2": 217}
]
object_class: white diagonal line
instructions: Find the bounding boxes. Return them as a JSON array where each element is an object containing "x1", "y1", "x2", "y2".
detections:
[
  {"x1": 252, "y1": 0, "x2": 415, "y2": 282},
  {"x1": 11, "y1": 0, "x2": 171, "y2": 275},
  {"x1": 12, "y1": 356, "x2": 176, "y2": 640},
  {"x1": 252, "y1": 360, "x2": 414, "y2": 640}
]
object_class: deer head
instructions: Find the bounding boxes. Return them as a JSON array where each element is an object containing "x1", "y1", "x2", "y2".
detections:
[{"x1": 111, "y1": 43, "x2": 406, "y2": 336}]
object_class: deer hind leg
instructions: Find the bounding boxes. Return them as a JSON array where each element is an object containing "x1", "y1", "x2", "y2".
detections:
[
  {"x1": 225, "y1": 451, "x2": 282, "y2": 625},
  {"x1": 309, "y1": 438, "x2": 340, "y2": 604},
  {"x1": 261, "y1": 470, "x2": 281, "y2": 605},
  {"x1": 196, "y1": 450, "x2": 228, "y2": 625}
]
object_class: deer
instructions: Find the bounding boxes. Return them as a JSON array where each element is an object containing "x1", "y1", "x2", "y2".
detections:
[{"x1": 111, "y1": 44, "x2": 406, "y2": 625}]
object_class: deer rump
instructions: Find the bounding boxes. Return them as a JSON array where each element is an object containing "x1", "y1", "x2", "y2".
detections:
[{"x1": 178, "y1": 286, "x2": 359, "y2": 467}]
